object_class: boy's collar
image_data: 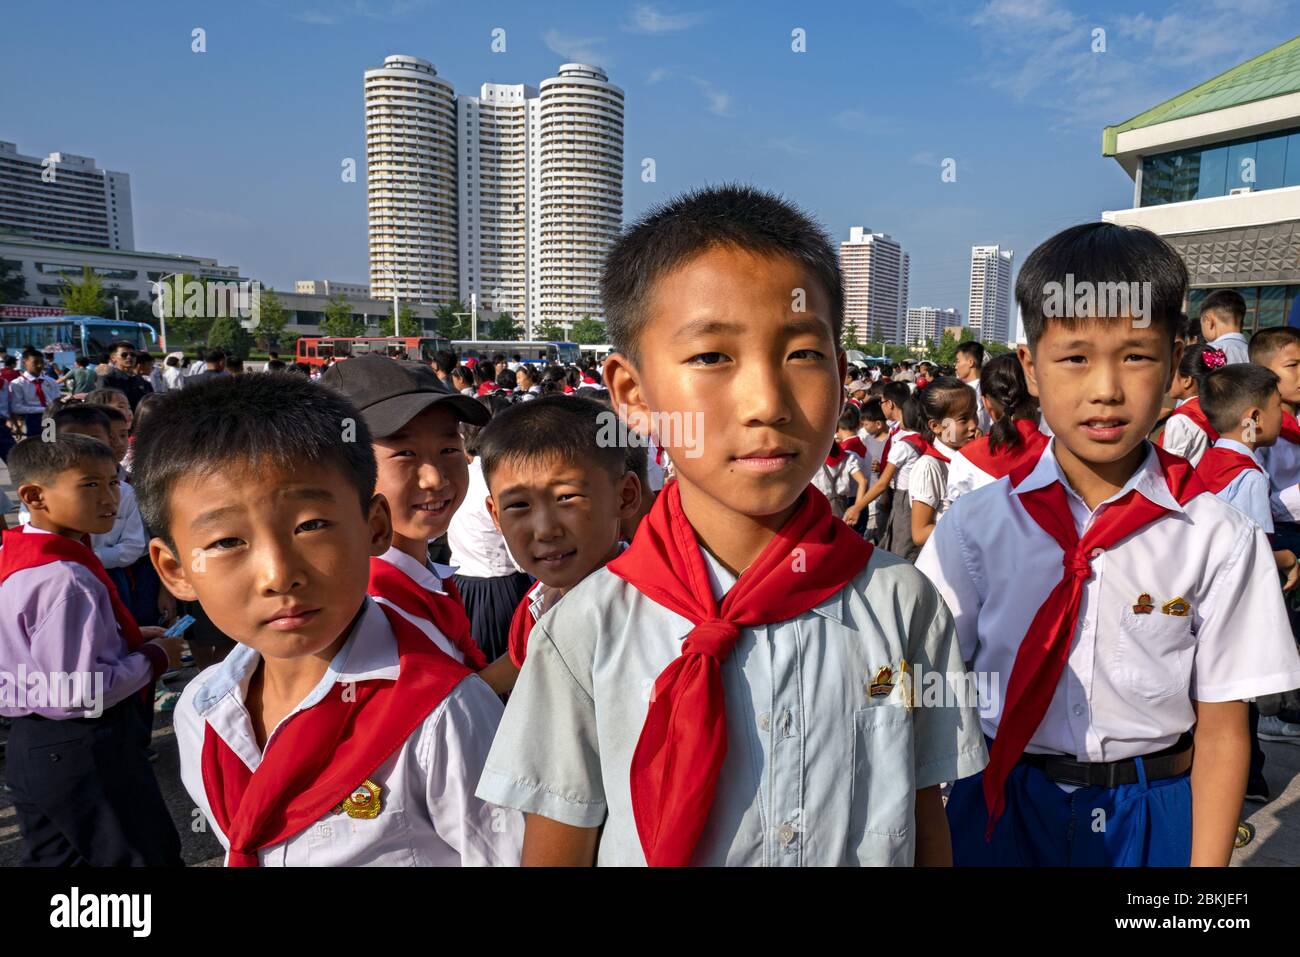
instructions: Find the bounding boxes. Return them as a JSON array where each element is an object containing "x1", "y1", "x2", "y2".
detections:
[
  {"x1": 376, "y1": 545, "x2": 456, "y2": 593},
  {"x1": 192, "y1": 598, "x2": 399, "y2": 718},
  {"x1": 695, "y1": 534, "x2": 848, "y2": 626},
  {"x1": 1215, "y1": 436, "x2": 1263, "y2": 464},
  {"x1": 1013, "y1": 438, "x2": 1183, "y2": 514}
]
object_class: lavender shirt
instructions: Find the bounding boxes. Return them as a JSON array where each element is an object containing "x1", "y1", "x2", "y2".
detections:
[{"x1": 0, "y1": 525, "x2": 162, "y2": 719}]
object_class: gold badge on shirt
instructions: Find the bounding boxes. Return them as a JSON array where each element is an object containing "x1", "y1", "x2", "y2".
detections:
[
  {"x1": 334, "y1": 779, "x2": 382, "y2": 819},
  {"x1": 1162, "y1": 596, "x2": 1191, "y2": 617},
  {"x1": 866, "y1": 661, "x2": 912, "y2": 708},
  {"x1": 1132, "y1": 592, "x2": 1155, "y2": 615}
]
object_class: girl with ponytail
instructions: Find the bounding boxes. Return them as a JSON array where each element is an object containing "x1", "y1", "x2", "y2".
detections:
[
  {"x1": 1155, "y1": 344, "x2": 1224, "y2": 466},
  {"x1": 907, "y1": 377, "x2": 981, "y2": 548},
  {"x1": 947, "y1": 353, "x2": 1049, "y2": 504}
]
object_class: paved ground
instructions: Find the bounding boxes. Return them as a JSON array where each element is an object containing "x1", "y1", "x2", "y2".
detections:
[{"x1": 0, "y1": 452, "x2": 1298, "y2": 866}]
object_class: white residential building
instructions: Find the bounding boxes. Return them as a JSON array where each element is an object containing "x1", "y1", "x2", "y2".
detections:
[
  {"x1": 905, "y1": 306, "x2": 962, "y2": 344},
  {"x1": 295, "y1": 279, "x2": 370, "y2": 298},
  {"x1": 458, "y1": 83, "x2": 539, "y2": 331},
  {"x1": 968, "y1": 244, "x2": 1014, "y2": 343},
  {"x1": 365, "y1": 55, "x2": 460, "y2": 307},
  {"x1": 839, "y1": 227, "x2": 909, "y2": 344},
  {"x1": 0, "y1": 141, "x2": 133, "y2": 250}
]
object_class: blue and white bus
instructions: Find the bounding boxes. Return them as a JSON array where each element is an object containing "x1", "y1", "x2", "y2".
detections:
[{"x1": 0, "y1": 315, "x2": 158, "y2": 359}]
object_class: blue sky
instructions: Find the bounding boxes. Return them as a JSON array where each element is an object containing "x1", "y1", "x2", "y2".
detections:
[{"x1": 4, "y1": 0, "x2": 1298, "y2": 316}]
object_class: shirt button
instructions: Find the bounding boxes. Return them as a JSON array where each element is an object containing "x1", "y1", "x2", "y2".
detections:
[
  {"x1": 758, "y1": 712, "x2": 770, "y2": 731},
  {"x1": 1072, "y1": 704, "x2": 1084, "y2": 716},
  {"x1": 776, "y1": 823, "x2": 796, "y2": 846}
]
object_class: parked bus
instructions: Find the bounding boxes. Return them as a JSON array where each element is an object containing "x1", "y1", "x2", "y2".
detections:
[
  {"x1": 0, "y1": 315, "x2": 158, "y2": 358},
  {"x1": 579, "y1": 343, "x2": 613, "y2": 361},
  {"x1": 453, "y1": 340, "x2": 581, "y2": 365},
  {"x1": 294, "y1": 335, "x2": 452, "y2": 368}
]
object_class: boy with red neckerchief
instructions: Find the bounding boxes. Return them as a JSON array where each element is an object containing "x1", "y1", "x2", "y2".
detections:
[
  {"x1": 476, "y1": 185, "x2": 986, "y2": 867},
  {"x1": 0, "y1": 433, "x2": 183, "y2": 865},
  {"x1": 917, "y1": 223, "x2": 1300, "y2": 866},
  {"x1": 1250, "y1": 328, "x2": 1300, "y2": 559},
  {"x1": 136, "y1": 373, "x2": 521, "y2": 866}
]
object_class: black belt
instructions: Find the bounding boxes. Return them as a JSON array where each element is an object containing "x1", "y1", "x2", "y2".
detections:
[{"x1": 1018, "y1": 733, "x2": 1193, "y2": 788}]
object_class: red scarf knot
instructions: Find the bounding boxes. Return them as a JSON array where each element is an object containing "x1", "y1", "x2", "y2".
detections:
[
  {"x1": 681, "y1": 619, "x2": 741, "y2": 658},
  {"x1": 1064, "y1": 548, "x2": 1095, "y2": 580}
]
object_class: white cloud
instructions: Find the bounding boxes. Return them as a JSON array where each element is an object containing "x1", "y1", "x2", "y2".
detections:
[
  {"x1": 543, "y1": 28, "x2": 610, "y2": 66},
  {"x1": 624, "y1": 3, "x2": 706, "y2": 34},
  {"x1": 690, "y1": 76, "x2": 733, "y2": 116}
]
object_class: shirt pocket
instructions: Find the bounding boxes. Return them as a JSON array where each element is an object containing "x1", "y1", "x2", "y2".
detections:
[
  {"x1": 847, "y1": 703, "x2": 915, "y2": 841},
  {"x1": 1113, "y1": 608, "x2": 1195, "y2": 700},
  {"x1": 306, "y1": 807, "x2": 415, "y2": 866}
]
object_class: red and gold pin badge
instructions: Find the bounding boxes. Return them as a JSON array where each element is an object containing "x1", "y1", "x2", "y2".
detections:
[
  {"x1": 334, "y1": 779, "x2": 382, "y2": 819},
  {"x1": 1132, "y1": 592, "x2": 1155, "y2": 615}
]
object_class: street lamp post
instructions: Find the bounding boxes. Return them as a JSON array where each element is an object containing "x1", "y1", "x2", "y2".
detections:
[{"x1": 377, "y1": 267, "x2": 400, "y2": 336}]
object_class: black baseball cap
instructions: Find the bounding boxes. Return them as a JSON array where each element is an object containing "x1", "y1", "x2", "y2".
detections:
[{"x1": 320, "y1": 354, "x2": 489, "y2": 437}]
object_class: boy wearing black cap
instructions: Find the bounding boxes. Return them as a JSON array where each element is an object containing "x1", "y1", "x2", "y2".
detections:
[{"x1": 320, "y1": 356, "x2": 504, "y2": 687}]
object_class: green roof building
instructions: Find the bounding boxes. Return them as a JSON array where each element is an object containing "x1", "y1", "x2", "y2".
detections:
[{"x1": 1102, "y1": 36, "x2": 1300, "y2": 331}]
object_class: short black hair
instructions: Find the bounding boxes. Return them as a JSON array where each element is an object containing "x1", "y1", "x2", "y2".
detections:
[
  {"x1": 9, "y1": 433, "x2": 117, "y2": 488},
  {"x1": 478, "y1": 395, "x2": 628, "y2": 490},
  {"x1": 955, "y1": 340, "x2": 985, "y2": 368},
  {"x1": 838, "y1": 405, "x2": 861, "y2": 431},
  {"x1": 267, "y1": 358, "x2": 286, "y2": 371},
  {"x1": 74, "y1": 356, "x2": 89, "y2": 367},
  {"x1": 205, "y1": 348, "x2": 225, "y2": 364},
  {"x1": 3, "y1": 355, "x2": 15, "y2": 367},
  {"x1": 132, "y1": 373, "x2": 377, "y2": 552},
  {"x1": 1200, "y1": 289, "x2": 1247, "y2": 327},
  {"x1": 432, "y1": 349, "x2": 458, "y2": 374},
  {"x1": 108, "y1": 340, "x2": 135, "y2": 355},
  {"x1": 84, "y1": 388, "x2": 127, "y2": 408},
  {"x1": 1249, "y1": 326, "x2": 1300, "y2": 366},
  {"x1": 1016, "y1": 222, "x2": 1187, "y2": 349},
  {"x1": 497, "y1": 367, "x2": 517, "y2": 391},
  {"x1": 50, "y1": 404, "x2": 112, "y2": 437},
  {"x1": 1200, "y1": 364, "x2": 1281, "y2": 435},
  {"x1": 601, "y1": 184, "x2": 843, "y2": 361},
  {"x1": 860, "y1": 398, "x2": 885, "y2": 423},
  {"x1": 882, "y1": 381, "x2": 911, "y2": 408}
]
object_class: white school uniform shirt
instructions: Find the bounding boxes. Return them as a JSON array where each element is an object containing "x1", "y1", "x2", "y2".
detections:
[
  {"x1": 175, "y1": 598, "x2": 522, "y2": 866},
  {"x1": 1207, "y1": 332, "x2": 1250, "y2": 366},
  {"x1": 370, "y1": 546, "x2": 475, "y2": 665},
  {"x1": 10, "y1": 371, "x2": 57, "y2": 414},
  {"x1": 162, "y1": 365, "x2": 185, "y2": 391},
  {"x1": 1209, "y1": 438, "x2": 1273, "y2": 534},
  {"x1": 886, "y1": 428, "x2": 921, "y2": 491},
  {"x1": 446, "y1": 458, "x2": 523, "y2": 579},
  {"x1": 907, "y1": 438, "x2": 956, "y2": 520},
  {"x1": 1258, "y1": 433, "x2": 1300, "y2": 523},
  {"x1": 478, "y1": 545, "x2": 987, "y2": 866},
  {"x1": 916, "y1": 439, "x2": 1300, "y2": 763},
  {"x1": 1161, "y1": 398, "x2": 1211, "y2": 467}
]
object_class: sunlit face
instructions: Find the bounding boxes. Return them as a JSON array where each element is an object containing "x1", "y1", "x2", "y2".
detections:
[
  {"x1": 1021, "y1": 317, "x2": 1179, "y2": 468},
  {"x1": 930, "y1": 386, "x2": 981, "y2": 450},
  {"x1": 20, "y1": 458, "x2": 120, "y2": 537},
  {"x1": 486, "y1": 454, "x2": 638, "y2": 591},
  {"x1": 1263, "y1": 342, "x2": 1300, "y2": 409},
  {"x1": 955, "y1": 351, "x2": 976, "y2": 381},
  {"x1": 110, "y1": 346, "x2": 137, "y2": 373},
  {"x1": 604, "y1": 246, "x2": 844, "y2": 524},
  {"x1": 150, "y1": 459, "x2": 390, "y2": 661},
  {"x1": 24, "y1": 355, "x2": 44, "y2": 377},
  {"x1": 372, "y1": 405, "x2": 468, "y2": 549},
  {"x1": 1255, "y1": 389, "x2": 1284, "y2": 446}
]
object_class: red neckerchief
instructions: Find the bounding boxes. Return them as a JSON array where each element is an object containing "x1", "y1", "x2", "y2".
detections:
[
  {"x1": 201, "y1": 602, "x2": 471, "y2": 866},
  {"x1": 956, "y1": 418, "x2": 1049, "y2": 480},
  {"x1": 983, "y1": 446, "x2": 1205, "y2": 836},
  {"x1": 1195, "y1": 444, "x2": 1262, "y2": 494},
  {"x1": 367, "y1": 555, "x2": 487, "y2": 670},
  {"x1": 507, "y1": 580, "x2": 545, "y2": 668},
  {"x1": 1281, "y1": 412, "x2": 1300, "y2": 446},
  {"x1": 475, "y1": 381, "x2": 498, "y2": 396},
  {"x1": 841, "y1": 436, "x2": 868, "y2": 458},
  {"x1": 880, "y1": 421, "x2": 900, "y2": 466},
  {"x1": 607, "y1": 480, "x2": 874, "y2": 866},
  {"x1": 1156, "y1": 396, "x2": 1219, "y2": 448},
  {"x1": 824, "y1": 440, "x2": 847, "y2": 467},
  {"x1": 899, "y1": 433, "x2": 950, "y2": 463}
]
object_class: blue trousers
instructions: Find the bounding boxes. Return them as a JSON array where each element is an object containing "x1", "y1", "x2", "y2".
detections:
[{"x1": 947, "y1": 758, "x2": 1192, "y2": 866}]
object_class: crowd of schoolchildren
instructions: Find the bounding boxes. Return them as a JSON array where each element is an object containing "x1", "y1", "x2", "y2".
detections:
[{"x1": 2, "y1": 184, "x2": 1299, "y2": 868}]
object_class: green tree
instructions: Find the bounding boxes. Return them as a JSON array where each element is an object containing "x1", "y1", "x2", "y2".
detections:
[
  {"x1": 487, "y1": 312, "x2": 520, "y2": 340},
  {"x1": 435, "y1": 299, "x2": 469, "y2": 340},
  {"x1": 534, "y1": 319, "x2": 565, "y2": 341},
  {"x1": 60, "y1": 266, "x2": 106, "y2": 316},
  {"x1": 394, "y1": 305, "x2": 423, "y2": 337},
  {"x1": 982, "y1": 339, "x2": 1012, "y2": 357},
  {"x1": 322, "y1": 294, "x2": 364, "y2": 338},
  {"x1": 841, "y1": 325, "x2": 864, "y2": 352},
  {"x1": 569, "y1": 316, "x2": 605, "y2": 345},
  {"x1": 932, "y1": 327, "x2": 977, "y2": 366},
  {"x1": 207, "y1": 315, "x2": 254, "y2": 359},
  {"x1": 255, "y1": 287, "x2": 288, "y2": 348},
  {"x1": 0, "y1": 260, "x2": 27, "y2": 302}
]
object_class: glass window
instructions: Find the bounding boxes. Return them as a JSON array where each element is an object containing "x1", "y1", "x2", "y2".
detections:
[
  {"x1": 1239, "y1": 287, "x2": 1260, "y2": 334},
  {"x1": 1258, "y1": 286, "x2": 1286, "y2": 330},
  {"x1": 1196, "y1": 145, "x2": 1228, "y2": 199},
  {"x1": 1288, "y1": 286, "x2": 1300, "y2": 328},
  {"x1": 1227, "y1": 141, "x2": 1258, "y2": 190},
  {"x1": 1256, "y1": 134, "x2": 1288, "y2": 191}
]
